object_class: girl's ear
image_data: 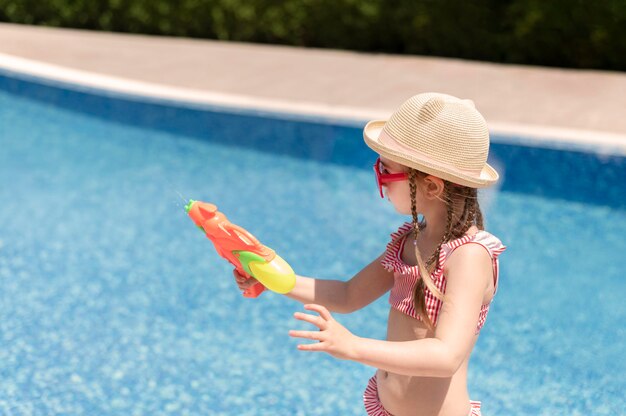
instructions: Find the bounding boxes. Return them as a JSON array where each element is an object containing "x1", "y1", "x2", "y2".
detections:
[{"x1": 422, "y1": 175, "x2": 445, "y2": 200}]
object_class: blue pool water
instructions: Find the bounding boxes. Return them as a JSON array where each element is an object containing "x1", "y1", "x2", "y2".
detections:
[{"x1": 1, "y1": 71, "x2": 625, "y2": 415}]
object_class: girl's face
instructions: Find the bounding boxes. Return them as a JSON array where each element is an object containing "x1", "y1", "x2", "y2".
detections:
[
  {"x1": 378, "y1": 157, "x2": 415, "y2": 215},
  {"x1": 378, "y1": 157, "x2": 445, "y2": 216}
]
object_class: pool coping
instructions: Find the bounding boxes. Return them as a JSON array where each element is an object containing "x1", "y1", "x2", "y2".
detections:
[{"x1": 1, "y1": 51, "x2": 625, "y2": 157}]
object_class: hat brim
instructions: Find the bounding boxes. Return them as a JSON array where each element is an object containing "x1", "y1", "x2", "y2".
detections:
[{"x1": 363, "y1": 120, "x2": 499, "y2": 188}]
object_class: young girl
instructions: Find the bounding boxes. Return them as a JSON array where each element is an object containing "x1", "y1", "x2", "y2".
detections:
[{"x1": 234, "y1": 93, "x2": 505, "y2": 416}]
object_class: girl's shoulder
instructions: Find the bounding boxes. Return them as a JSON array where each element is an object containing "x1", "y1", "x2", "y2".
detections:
[
  {"x1": 440, "y1": 230, "x2": 506, "y2": 300},
  {"x1": 440, "y1": 229, "x2": 506, "y2": 266}
]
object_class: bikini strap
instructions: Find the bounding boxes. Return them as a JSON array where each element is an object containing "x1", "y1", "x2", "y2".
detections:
[
  {"x1": 439, "y1": 231, "x2": 506, "y2": 291},
  {"x1": 381, "y1": 222, "x2": 413, "y2": 273}
]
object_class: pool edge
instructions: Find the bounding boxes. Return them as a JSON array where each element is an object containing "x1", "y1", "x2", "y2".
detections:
[{"x1": 1, "y1": 51, "x2": 625, "y2": 156}]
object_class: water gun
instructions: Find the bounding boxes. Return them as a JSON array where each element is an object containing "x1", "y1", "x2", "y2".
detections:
[{"x1": 185, "y1": 200, "x2": 296, "y2": 298}]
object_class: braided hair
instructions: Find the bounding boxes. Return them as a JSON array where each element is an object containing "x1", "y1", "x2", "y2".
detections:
[{"x1": 405, "y1": 170, "x2": 484, "y2": 330}]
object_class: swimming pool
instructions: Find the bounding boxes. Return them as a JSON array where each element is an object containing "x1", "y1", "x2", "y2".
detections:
[{"x1": 1, "y1": 70, "x2": 624, "y2": 415}]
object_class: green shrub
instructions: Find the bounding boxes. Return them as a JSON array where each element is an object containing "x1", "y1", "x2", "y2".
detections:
[{"x1": 1, "y1": 0, "x2": 624, "y2": 71}]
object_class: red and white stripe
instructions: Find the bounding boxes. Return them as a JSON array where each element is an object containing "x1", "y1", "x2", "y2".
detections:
[
  {"x1": 364, "y1": 374, "x2": 483, "y2": 415},
  {"x1": 469, "y1": 400, "x2": 482, "y2": 415},
  {"x1": 381, "y1": 222, "x2": 506, "y2": 333},
  {"x1": 363, "y1": 376, "x2": 392, "y2": 416}
]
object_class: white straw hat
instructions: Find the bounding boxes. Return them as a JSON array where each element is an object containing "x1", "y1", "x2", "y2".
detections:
[{"x1": 363, "y1": 92, "x2": 499, "y2": 188}]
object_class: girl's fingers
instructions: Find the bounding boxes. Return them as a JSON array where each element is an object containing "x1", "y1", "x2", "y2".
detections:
[
  {"x1": 290, "y1": 305, "x2": 335, "y2": 352},
  {"x1": 233, "y1": 270, "x2": 258, "y2": 289},
  {"x1": 297, "y1": 342, "x2": 326, "y2": 352},
  {"x1": 290, "y1": 330, "x2": 327, "y2": 352},
  {"x1": 293, "y1": 312, "x2": 326, "y2": 329},
  {"x1": 304, "y1": 304, "x2": 332, "y2": 321},
  {"x1": 239, "y1": 278, "x2": 254, "y2": 287},
  {"x1": 288, "y1": 330, "x2": 323, "y2": 341}
]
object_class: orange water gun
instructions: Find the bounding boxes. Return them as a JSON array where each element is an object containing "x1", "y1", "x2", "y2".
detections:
[{"x1": 185, "y1": 200, "x2": 296, "y2": 298}]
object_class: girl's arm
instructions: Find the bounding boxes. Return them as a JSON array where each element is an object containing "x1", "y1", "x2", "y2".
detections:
[
  {"x1": 235, "y1": 253, "x2": 394, "y2": 314},
  {"x1": 290, "y1": 243, "x2": 494, "y2": 377}
]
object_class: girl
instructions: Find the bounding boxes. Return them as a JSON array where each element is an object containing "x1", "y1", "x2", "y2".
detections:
[{"x1": 234, "y1": 93, "x2": 505, "y2": 416}]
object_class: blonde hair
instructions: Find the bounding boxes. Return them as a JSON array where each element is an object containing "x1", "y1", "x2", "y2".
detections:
[{"x1": 402, "y1": 169, "x2": 485, "y2": 330}]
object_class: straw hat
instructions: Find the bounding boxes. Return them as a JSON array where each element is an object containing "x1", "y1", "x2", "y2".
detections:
[{"x1": 363, "y1": 93, "x2": 499, "y2": 188}]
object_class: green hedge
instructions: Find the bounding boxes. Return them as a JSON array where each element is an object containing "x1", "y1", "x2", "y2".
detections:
[{"x1": 1, "y1": 0, "x2": 625, "y2": 71}]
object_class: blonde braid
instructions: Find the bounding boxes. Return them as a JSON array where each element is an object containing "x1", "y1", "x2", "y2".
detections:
[
  {"x1": 424, "y1": 185, "x2": 454, "y2": 268},
  {"x1": 472, "y1": 188, "x2": 485, "y2": 230},
  {"x1": 456, "y1": 187, "x2": 473, "y2": 238},
  {"x1": 408, "y1": 178, "x2": 487, "y2": 330},
  {"x1": 447, "y1": 185, "x2": 484, "y2": 237},
  {"x1": 466, "y1": 189, "x2": 480, "y2": 232},
  {"x1": 408, "y1": 170, "x2": 448, "y2": 330}
]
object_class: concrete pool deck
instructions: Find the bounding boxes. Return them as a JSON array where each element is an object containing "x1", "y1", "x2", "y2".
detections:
[{"x1": 1, "y1": 22, "x2": 625, "y2": 153}]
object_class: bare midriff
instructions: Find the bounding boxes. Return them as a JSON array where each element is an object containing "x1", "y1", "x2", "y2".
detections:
[{"x1": 375, "y1": 308, "x2": 477, "y2": 416}]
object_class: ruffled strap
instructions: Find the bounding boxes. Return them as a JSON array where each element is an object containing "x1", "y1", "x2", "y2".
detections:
[
  {"x1": 380, "y1": 222, "x2": 414, "y2": 273},
  {"x1": 472, "y1": 231, "x2": 507, "y2": 260},
  {"x1": 440, "y1": 230, "x2": 505, "y2": 261},
  {"x1": 439, "y1": 230, "x2": 506, "y2": 292}
]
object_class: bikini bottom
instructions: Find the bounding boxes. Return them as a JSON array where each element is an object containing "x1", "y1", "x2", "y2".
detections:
[{"x1": 363, "y1": 375, "x2": 482, "y2": 416}]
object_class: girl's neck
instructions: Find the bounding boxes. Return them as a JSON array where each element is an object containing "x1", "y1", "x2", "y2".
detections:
[
  {"x1": 420, "y1": 198, "x2": 478, "y2": 244},
  {"x1": 419, "y1": 204, "x2": 448, "y2": 243}
]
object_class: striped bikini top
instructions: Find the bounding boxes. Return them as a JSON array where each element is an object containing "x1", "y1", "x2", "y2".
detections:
[{"x1": 381, "y1": 222, "x2": 506, "y2": 333}]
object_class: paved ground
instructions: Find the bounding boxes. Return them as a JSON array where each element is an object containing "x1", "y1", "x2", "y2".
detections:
[{"x1": 1, "y1": 22, "x2": 625, "y2": 146}]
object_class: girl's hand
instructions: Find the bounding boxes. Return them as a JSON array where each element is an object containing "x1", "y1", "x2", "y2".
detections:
[
  {"x1": 232, "y1": 269, "x2": 258, "y2": 293},
  {"x1": 289, "y1": 304, "x2": 358, "y2": 361}
]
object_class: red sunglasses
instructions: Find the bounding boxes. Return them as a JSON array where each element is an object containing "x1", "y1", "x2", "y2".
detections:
[{"x1": 373, "y1": 158, "x2": 409, "y2": 198}]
